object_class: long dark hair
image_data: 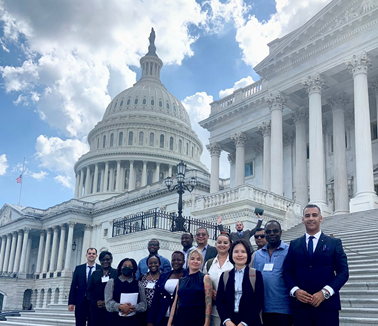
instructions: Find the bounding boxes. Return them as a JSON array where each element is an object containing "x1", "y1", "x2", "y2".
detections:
[{"x1": 117, "y1": 258, "x2": 137, "y2": 278}]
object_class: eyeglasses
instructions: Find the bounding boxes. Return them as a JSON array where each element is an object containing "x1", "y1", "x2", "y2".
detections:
[
  {"x1": 265, "y1": 229, "x2": 280, "y2": 235},
  {"x1": 100, "y1": 258, "x2": 111, "y2": 262},
  {"x1": 196, "y1": 233, "x2": 207, "y2": 237},
  {"x1": 254, "y1": 234, "x2": 265, "y2": 239}
]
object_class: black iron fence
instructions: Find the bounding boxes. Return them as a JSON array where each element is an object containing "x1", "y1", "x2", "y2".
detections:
[{"x1": 112, "y1": 209, "x2": 230, "y2": 240}]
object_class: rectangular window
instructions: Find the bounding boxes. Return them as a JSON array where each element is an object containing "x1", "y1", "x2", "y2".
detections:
[
  {"x1": 103, "y1": 228, "x2": 108, "y2": 237},
  {"x1": 245, "y1": 161, "x2": 254, "y2": 177},
  {"x1": 371, "y1": 122, "x2": 377, "y2": 141}
]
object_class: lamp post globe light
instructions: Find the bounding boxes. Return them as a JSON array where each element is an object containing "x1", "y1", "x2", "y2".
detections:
[{"x1": 165, "y1": 161, "x2": 197, "y2": 231}]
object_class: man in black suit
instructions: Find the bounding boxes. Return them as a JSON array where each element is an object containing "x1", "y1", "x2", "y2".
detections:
[
  {"x1": 218, "y1": 214, "x2": 263, "y2": 252},
  {"x1": 195, "y1": 227, "x2": 217, "y2": 268},
  {"x1": 283, "y1": 204, "x2": 349, "y2": 326},
  {"x1": 68, "y1": 247, "x2": 101, "y2": 326}
]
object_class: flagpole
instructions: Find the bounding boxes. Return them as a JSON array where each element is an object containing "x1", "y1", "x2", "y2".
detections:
[{"x1": 18, "y1": 157, "x2": 25, "y2": 206}]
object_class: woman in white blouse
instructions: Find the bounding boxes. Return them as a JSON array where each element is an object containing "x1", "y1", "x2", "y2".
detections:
[{"x1": 204, "y1": 233, "x2": 234, "y2": 326}]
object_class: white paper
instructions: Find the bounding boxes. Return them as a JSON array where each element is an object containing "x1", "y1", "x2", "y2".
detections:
[
  {"x1": 119, "y1": 293, "x2": 138, "y2": 317},
  {"x1": 263, "y1": 263, "x2": 274, "y2": 271}
]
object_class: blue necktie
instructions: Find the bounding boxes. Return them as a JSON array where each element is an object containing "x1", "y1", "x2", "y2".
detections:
[
  {"x1": 87, "y1": 266, "x2": 94, "y2": 283},
  {"x1": 308, "y1": 236, "x2": 315, "y2": 260}
]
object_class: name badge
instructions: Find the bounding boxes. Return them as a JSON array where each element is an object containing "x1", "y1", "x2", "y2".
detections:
[
  {"x1": 101, "y1": 276, "x2": 109, "y2": 283},
  {"x1": 146, "y1": 282, "x2": 155, "y2": 289},
  {"x1": 263, "y1": 263, "x2": 274, "y2": 271}
]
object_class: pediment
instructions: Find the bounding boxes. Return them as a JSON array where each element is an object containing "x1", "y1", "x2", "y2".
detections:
[
  {"x1": 0, "y1": 204, "x2": 22, "y2": 227},
  {"x1": 256, "y1": 0, "x2": 377, "y2": 71}
]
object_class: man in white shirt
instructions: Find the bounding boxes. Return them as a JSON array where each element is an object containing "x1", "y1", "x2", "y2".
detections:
[{"x1": 181, "y1": 233, "x2": 195, "y2": 269}]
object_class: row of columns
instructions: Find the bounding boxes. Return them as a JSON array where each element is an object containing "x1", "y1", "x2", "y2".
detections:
[
  {"x1": 74, "y1": 160, "x2": 171, "y2": 198},
  {"x1": 207, "y1": 52, "x2": 378, "y2": 214}
]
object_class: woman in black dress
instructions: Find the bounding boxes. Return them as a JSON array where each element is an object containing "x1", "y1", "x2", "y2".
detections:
[
  {"x1": 167, "y1": 248, "x2": 213, "y2": 326},
  {"x1": 87, "y1": 251, "x2": 116, "y2": 326},
  {"x1": 105, "y1": 258, "x2": 147, "y2": 325}
]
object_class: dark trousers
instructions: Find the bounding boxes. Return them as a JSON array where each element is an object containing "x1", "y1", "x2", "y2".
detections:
[
  {"x1": 75, "y1": 298, "x2": 92, "y2": 326},
  {"x1": 91, "y1": 304, "x2": 111, "y2": 326},
  {"x1": 262, "y1": 312, "x2": 293, "y2": 326},
  {"x1": 292, "y1": 307, "x2": 339, "y2": 326}
]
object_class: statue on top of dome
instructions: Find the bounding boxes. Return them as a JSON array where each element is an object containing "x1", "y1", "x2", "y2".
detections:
[{"x1": 147, "y1": 28, "x2": 157, "y2": 56}]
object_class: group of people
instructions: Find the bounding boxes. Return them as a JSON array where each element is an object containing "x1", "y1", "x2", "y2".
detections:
[{"x1": 68, "y1": 204, "x2": 349, "y2": 326}]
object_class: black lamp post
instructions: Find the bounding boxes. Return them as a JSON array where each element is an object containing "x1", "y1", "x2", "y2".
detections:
[{"x1": 165, "y1": 161, "x2": 197, "y2": 231}]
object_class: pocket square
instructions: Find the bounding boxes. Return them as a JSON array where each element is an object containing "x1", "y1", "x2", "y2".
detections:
[{"x1": 323, "y1": 245, "x2": 330, "y2": 252}]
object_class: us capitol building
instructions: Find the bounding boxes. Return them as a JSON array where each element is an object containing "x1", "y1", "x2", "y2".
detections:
[{"x1": 0, "y1": 0, "x2": 377, "y2": 311}]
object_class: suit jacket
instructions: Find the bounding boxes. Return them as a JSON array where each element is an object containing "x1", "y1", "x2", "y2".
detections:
[
  {"x1": 68, "y1": 263, "x2": 101, "y2": 306},
  {"x1": 283, "y1": 233, "x2": 349, "y2": 310},
  {"x1": 216, "y1": 266, "x2": 264, "y2": 326},
  {"x1": 147, "y1": 269, "x2": 188, "y2": 325},
  {"x1": 218, "y1": 219, "x2": 263, "y2": 252},
  {"x1": 87, "y1": 267, "x2": 117, "y2": 305},
  {"x1": 204, "y1": 244, "x2": 217, "y2": 263}
]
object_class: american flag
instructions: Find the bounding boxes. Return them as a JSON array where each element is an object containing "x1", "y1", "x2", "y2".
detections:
[{"x1": 16, "y1": 174, "x2": 22, "y2": 184}]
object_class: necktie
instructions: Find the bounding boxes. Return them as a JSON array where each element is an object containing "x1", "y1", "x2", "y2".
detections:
[
  {"x1": 308, "y1": 236, "x2": 315, "y2": 260},
  {"x1": 87, "y1": 266, "x2": 94, "y2": 283}
]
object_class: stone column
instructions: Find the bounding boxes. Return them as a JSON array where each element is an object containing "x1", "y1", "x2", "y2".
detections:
[
  {"x1": 0, "y1": 235, "x2": 6, "y2": 272},
  {"x1": 115, "y1": 160, "x2": 122, "y2": 191},
  {"x1": 328, "y1": 93, "x2": 349, "y2": 214},
  {"x1": 207, "y1": 142, "x2": 222, "y2": 193},
  {"x1": 56, "y1": 224, "x2": 66, "y2": 272},
  {"x1": 2, "y1": 234, "x2": 12, "y2": 272},
  {"x1": 302, "y1": 74, "x2": 330, "y2": 214},
  {"x1": 42, "y1": 228, "x2": 52, "y2": 273},
  {"x1": 258, "y1": 120, "x2": 271, "y2": 191},
  {"x1": 291, "y1": 107, "x2": 309, "y2": 208},
  {"x1": 103, "y1": 161, "x2": 109, "y2": 192},
  {"x1": 13, "y1": 230, "x2": 23, "y2": 273},
  {"x1": 64, "y1": 222, "x2": 75, "y2": 271},
  {"x1": 231, "y1": 132, "x2": 247, "y2": 187},
  {"x1": 267, "y1": 92, "x2": 285, "y2": 196},
  {"x1": 78, "y1": 169, "x2": 84, "y2": 197},
  {"x1": 7, "y1": 232, "x2": 17, "y2": 273},
  {"x1": 48, "y1": 226, "x2": 59, "y2": 273},
  {"x1": 35, "y1": 230, "x2": 45, "y2": 274},
  {"x1": 346, "y1": 52, "x2": 378, "y2": 211},
  {"x1": 24, "y1": 238, "x2": 32, "y2": 274},
  {"x1": 141, "y1": 161, "x2": 147, "y2": 187},
  {"x1": 19, "y1": 228, "x2": 30, "y2": 274},
  {"x1": 168, "y1": 165, "x2": 172, "y2": 178},
  {"x1": 109, "y1": 166, "x2": 115, "y2": 191},
  {"x1": 81, "y1": 224, "x2": 93, "y2": 264},
  {"x1": 153, "y1": 163, "x2": 161, "y2": 183},
  {"x1": 129, "y1": 160, "x2": 135, "y2": 191},
  {"x1": 93, "y1": 163, "x2": 99, "y2": 193},
  {"x1": 74, "y1": 173, "x2": 80, "y2": 198},
  {"x1": 84, "y1": 166, "x2": 91, "y2": 195}
]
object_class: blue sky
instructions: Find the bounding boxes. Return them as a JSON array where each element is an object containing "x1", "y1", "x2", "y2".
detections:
[{"x1": 0, "y1": 0, "x2": 331, "y2": 209}]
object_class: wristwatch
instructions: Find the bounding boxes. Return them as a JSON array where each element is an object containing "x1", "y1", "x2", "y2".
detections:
[{"x1": 321, "y1": 289, "x2": 330, "y2": 299}]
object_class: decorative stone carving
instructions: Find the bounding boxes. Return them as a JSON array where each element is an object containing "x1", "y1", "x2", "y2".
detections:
[
  {"x1": 258, "y1": 120, "x2": 271, "y2": 137},
  {"x1": 227, "y1": 153, "x2": 235, "y2": 163},
  {"x1": 302, "y1": 74, "x2": 326, "y2": 94},
  {"x1": 360, "y1": 0, "x2": 375, "y2": 14},
  {"x1": 370, "y1": 80, "x2": 378, "y2": 97},
  {"x1": 206, "y1": 142, "x2": 222, "y2": 156},
  {"x1": 291, "y1": 107, "x2": 308, "y2": 124},
  {"x1": 345, "y1": 52, "x2": 371, "y2": 76},
  {"x1": 327, "y1": 92, "x2": 349, "y2": 110},
  {"x1": 253, "y1": 142, "x2": 263, "y2": 156},
  {"x1": 231, "y1": 132, "x2": 247, "y2": 147},
  {"x1": 267, "y1": 92, "x2": 286, "y2": 110},
  {"x1": 283, "y1": 132, "x2": 294, "y2": 146}
]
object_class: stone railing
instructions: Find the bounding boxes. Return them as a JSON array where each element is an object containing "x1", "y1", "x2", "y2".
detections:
[{"x1": 210, "y1": 80, "x2": 264, "y2": 115}]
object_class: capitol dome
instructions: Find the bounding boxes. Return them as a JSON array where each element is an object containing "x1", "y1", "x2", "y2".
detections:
[{"x1": 73, "y1": 28, "x2": 208, "y2": 201}]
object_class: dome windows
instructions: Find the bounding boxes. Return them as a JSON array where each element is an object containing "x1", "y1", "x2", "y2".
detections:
[
  {"x1": 159, "y1": 101, "x2": 162, "y2": 108},
  {"x1": 128, "y1": 131, "x2": 133, "y2": 145},
  {"x1": 166, "y1": 103, "x2": 169, "y2": 110},
  {"x1": 120, "y1": 100, "x2": 124, "y2": 107},
  {"x1": 160, "y1": 134, "x2": 164, "y2": 148},
  {"x1": 178, "y1": 140, "x2": 182, "y2": 153},
  {"x1": 110, "y1": 133, "x2": 114, "y2": 147},
  {"x1": 151, "y1": 99, "x2": 155, "y2": 106},
  {"x1": 173, "y1": 104, "x2": 176, "y2": 112},
  {"x1": 119, "y1": 132, "x2": 123, "y2": 146},
  {"x1": 139, "y1": 131, "x2": 144, "y2": 145},
  {"x1": 150, "y1": 133, "x2": 154, "y2": 146},
  {"x1": 135, "y1": 98, "x2": 139, "y2": 105},
  {"x1": 169, "y1": 137, "x2": 174, "y2": 150},
  {"x1": 97, "y1": 138, "x2": 100, "y2": 149},
  {"x1": 103, "y1": 135, "x2": 106, "y2": 148},
  {"x1": 143, "y1": 98, "x2": 147, "y2": 105},
  {"x1": 127, "y1": 99, "x2": 131, "y2": 105},
  {"x1": 185, "y1": 143, "x2": 189, "y2": 156},
  {"x1": 114, "y1": 102, "x2": 117, "y2": 109}
]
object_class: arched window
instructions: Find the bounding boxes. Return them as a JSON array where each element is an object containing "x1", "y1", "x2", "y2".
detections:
[
  {"x1": 150, "y1": 133, "x2": 154, "y2": 146},
  {"x1": 135, "y1": 98, "x2": 138, "y2": 104},
  {"x1": 191, "y1": 146, "x2": 194, "y2": 157},
  {"x1": 166, "y1": 103, "x2": 169, "y2": 109},
  {"x1": 185, "y1": 143, "x2": 188, "y2": 155},
  {"x1": 159, "y1": 101, "x2": 162, "y2": 108},
  {"x1": 178, "y1": 140, "x2": 182, "y2": 153},
  {"x1": 110, "y1": 133, "x2": 114, "y2": 147},
  {"x1": 160, "y1": 134, "x2": 164, "y2": 148},
  {"x1": 127, "y1": 99, "x2": 131, "y2": 105},
  {"x1": 103, "y1": 135, "x2": 106, "y2": 148},
  {"x1": 151, "y1": 99, "x2": 154, "y2": 106},
  {"x1": 143, "y1": 98, "x2": 147, "y2": 105},
  {"x1": 169, "y1": 137, "x2": 174, "y2": 150},
  {"x1": 120, "y1": 100, "x2": 123, "y2": 106},
  {"x1": 139, "y1": 132, "x2": 144, "y2": 146},
  {"x1": 119, "y1": 132, "x2": 123, "y2": 146},
  {"x1": 114, "y1": 102, "x2": 117, "y2": 108},
  {"x1": 147, "y1": 170, "x2": 153, "y2": 186},
  {"x1": 128, "y1": 131, "x2": 133, "y2": 145}
]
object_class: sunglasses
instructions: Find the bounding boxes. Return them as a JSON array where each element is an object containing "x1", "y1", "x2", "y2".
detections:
[
  {"x1": 254, "y1": 234, "x2": 265, "y2": 239},
  {"x1": 265, "y1": 229, "x2": 280, "y2": 235}
]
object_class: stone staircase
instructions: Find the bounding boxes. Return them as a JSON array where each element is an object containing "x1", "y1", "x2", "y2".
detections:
[
  {"x1": 0, "y1": 304, "x2": 74, "y2": 325},
  {"x1": 282, "y1": 208, "x2": 378, "y2": 326}
]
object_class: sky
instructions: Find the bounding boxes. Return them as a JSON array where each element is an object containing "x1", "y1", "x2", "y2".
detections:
[{"x1": 0, "y1": 0, "x2": 332, "y2": 209}]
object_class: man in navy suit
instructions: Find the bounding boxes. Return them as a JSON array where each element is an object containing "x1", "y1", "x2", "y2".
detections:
[
  {"x1": 68, "y1": 248, "x2": 101, "y2": 326},
  {"x1": 283, "y1": 204, "x2": 349, "y2": 326}
]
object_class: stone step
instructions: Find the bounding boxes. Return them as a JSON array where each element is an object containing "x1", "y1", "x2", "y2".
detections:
[
  {"x1": 2, "y1": 316, "x2": 75, "y2": 325},
  {"x1": 348, "y1": 267, "x2": 378, "y2": 275},
  {"x1": 32, "y1": 309, "x2": 73, "y2": 315},
  {"x1": 340, "y1": 307, "x2": 378, "y2": 318},
  {"x1": 348, "y1": 274, "x2": 378, "y2": 282},
  {"x1": 19, "y1": 312, "x2": 75, "y2": 320},
  {"x1": 343, "y1": 282, "x2": 378, "y2": 289},
  {"x1": 339, "y1": 316, "x2": 378, "y2": 325},
  {"x1": 340, "y1": 290, "x2": 378, "y2": 298},
  {"x1": 341, "y1": 298, "x2": 378, "y2": 308}
]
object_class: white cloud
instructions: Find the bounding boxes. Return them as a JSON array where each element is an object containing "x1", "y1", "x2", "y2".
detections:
[
  {"x1": 35, "y1": 135, "x2": 89, "y2": 188},
  {"x1": 235, "y1": 0, "x2": 333, "y2": 66},
  {"x1": 219, "y1": 76, "x2": 255, "y2": 99},
  {"x1": 30, "y1": 171, "x2": 48, "y2": 181},
  {"x1": 0, "y1": 154, "x2": 9, "y2": 175},
  {"x1": 0, "y1": 0, "x2": 207, "y2": 137}
]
